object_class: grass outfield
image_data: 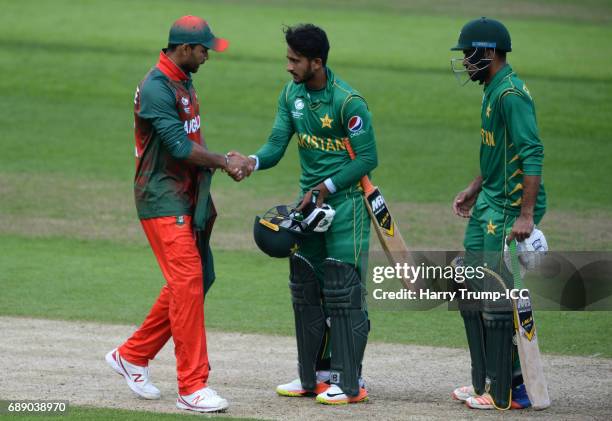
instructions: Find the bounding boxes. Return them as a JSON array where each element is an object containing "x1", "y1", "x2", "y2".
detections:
[
  {"x1": 0, "y1": 0, "x2": 611, "y2": 360},
  {"x1": 1, "y1": 235, "x2": 610, "y2": 357},
  {"x1": 0, "y1": 405, "x2": 257, "y2": 420}
]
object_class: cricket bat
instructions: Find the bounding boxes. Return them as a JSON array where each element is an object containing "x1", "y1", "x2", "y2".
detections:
[
  {"x1": 343, "y1": 139, "x2": 418, "y2": 289},
  {"x1": 508, "y1": 239, "x2": 551, "y2": 410}
]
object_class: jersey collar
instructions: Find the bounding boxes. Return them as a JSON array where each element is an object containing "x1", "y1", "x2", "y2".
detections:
[
  {"x1": 484, "y1": 64, "x2": 513, "y2": 94},
  {"x1": 156, "y1": 50, "x2": 190, "y2": 82},
  {"x1": 296, "y1": 67, "x2": 335, "y2": 104}
]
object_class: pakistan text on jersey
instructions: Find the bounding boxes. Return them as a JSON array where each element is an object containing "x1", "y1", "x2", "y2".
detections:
[
  {"x1": 481, "y1": 128, "x2": 495, "y2": 147},
  {"x1": 297, "y1": 133, "x2": 348, "y2": 152},
  {"x1": 184, "y1": 115, "x2": 201, "y2": 135}
]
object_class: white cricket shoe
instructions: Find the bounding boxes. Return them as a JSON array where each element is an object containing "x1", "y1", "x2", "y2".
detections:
[
  {"x1": 176, "y1": 387, "x2": 229, "y2": 413},
  {"x1": 315, "y1": 383, "x2": 368, "y2": 405},
  {"x1": 451, "y1": 385, "x2": 477, "y2": 402},
  {"x1": 276, "y1": 371, "x2": 331, "y2": 397},
  {"x1": 465, "y1": 393, "x2": 495, "y2": 410},
  {"x1": 105, "y1": 348, "x2": 160, "y2": 400}
]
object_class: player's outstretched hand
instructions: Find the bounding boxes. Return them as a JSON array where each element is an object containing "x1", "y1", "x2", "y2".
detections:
[{"x1": 225, "y1": 151, "x2": 253, "y2": 182}]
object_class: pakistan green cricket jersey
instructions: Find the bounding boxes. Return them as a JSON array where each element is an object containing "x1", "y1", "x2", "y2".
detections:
[
  {"x1": 479, "y1": 64, "x2": 546, "y2": 216},
  {"x1": 255, "y1": 67, "x2": 377, "y2": 195}
]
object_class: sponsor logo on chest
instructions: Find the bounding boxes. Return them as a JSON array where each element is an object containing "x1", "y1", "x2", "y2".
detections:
[{"x1": 184, "y1": 115, "x2": 201, "y2": 134}]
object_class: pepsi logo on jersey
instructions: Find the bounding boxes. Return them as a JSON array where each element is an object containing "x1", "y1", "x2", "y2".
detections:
[{"x1": 348, "y1": 115, "x2": 365, "y2": 137}]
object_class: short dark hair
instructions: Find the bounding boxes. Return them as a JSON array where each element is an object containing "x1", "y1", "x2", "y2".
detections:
[
  {"x1": 284, "y1": 24, "x2": 330, "y2": 66},
  {"x1": 167, "y1": 43, "x2": 181, "y2": 52}
]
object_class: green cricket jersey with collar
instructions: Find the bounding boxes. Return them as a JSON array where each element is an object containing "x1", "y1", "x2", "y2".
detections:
[
  {"x1": 479, "y1": 64, "x2": 546, "y2": 218},
  {"x1": 254, "y1": 67, "x2": 378, "y2": 195},
  {"x1": 464, "y1": 64, "x2": 547, "y2": 258},
  {"x1": 254, "y1": 67, "x2": 376, "y2": 395},
  {"x1": 253, "y1": 66, "x2": 377, "y2": 271}
]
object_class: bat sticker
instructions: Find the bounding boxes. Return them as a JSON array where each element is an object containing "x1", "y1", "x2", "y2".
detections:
[
  {"x1": 516, "y1": 293, "x2": 536, "y2": 341},
  {"x1": 367, "y1": 189, "x2": 394, "y2": 237}
]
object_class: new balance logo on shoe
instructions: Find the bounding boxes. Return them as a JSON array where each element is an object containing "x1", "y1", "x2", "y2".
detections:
[
  {"x1": 176, "y1": 387, "x2": 229, "y2": 413},
  {"x1": 105, "y1": 348, "x2": 161, "y2": 400}
]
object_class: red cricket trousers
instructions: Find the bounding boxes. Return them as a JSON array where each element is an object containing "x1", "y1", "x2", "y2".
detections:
[{"x1": 119, "y1": 215, "x2": 209, "y2": 395}]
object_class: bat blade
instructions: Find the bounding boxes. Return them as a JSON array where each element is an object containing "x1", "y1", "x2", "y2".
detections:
[
  {"x1": 363, "y1": 186, "x2": 412, "y2": 265},
  {"x1": 509, "y1": 241, "x2": 551, "y2": 410},
  {"x1": 514, "y1": 291, "x2": 551, "y2": 410},
  {"x1": 482, "y1": 262, "x2": 551, "y2": 410}
]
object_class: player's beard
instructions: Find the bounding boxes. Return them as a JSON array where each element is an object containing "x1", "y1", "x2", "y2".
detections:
[
  {"x1": 292, "y1": 68, "x2": 314, "y2": 84},
  {"x1": 185, "y1": 54, "x2": 206, "y2": 74},
  {"x1": 465, "y1": 48, "x2": 491, "y2": 85},
  {"x1": 467, "y1": 66, "x2": 487, "y2": 84},
  {"x1": 189, "y1": 60, "x2": 205, "y2": 74},
  {"x1": 180, "y1": 61, "x2": 200, "y2": 74}
]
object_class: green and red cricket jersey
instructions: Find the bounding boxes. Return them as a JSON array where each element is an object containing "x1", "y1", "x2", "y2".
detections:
[
  {"x1": 479, "y1": 64, "x2": 546, "y2": 217},
  {"x1": 254, "y1": 67, "x2": 378, "y2": 195},
  {"x1": 133, "y1": 51, "x2": 203, "y2": 219}
]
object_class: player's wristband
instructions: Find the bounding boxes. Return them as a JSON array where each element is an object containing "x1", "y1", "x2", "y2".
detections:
[
  {"x1": 223, "y1": 153, "x2": 230, "y2": 172},
  {"x1": 324, "y1": 178, "x2": 337, "y2": 194},
  {"x1": 248, "y1": 155, "x2": 260, "y2": 171}
]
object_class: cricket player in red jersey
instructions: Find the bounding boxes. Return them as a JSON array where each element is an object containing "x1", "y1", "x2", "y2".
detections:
[{"x1": 105, "y1": 16, "x2": 252, "y2": 413}]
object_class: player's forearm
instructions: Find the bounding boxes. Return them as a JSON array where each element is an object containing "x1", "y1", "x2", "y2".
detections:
[
  {"x1": 184, "y1": 142, "x2": 228, "y2": 170},
  {"x1": 331, "y1": 133, "x2": 378, "y2": 191},
  {"x1": 253, "y1": 131, "x2": 292, "y2": 170},
  {"x1": 154, "y1": 119, "x2": 196, "y2": 159},
  {"x1": 519, "y1": 175, "x2": 541, "y2": 217},
  {"x1": 254, "y1": 146, "x2": 284, "y2": 170},
  {"x1": 465, "y1": 176, "x2": 483, "y2": 196},
  {"x1": 331, "y1": 152, "x2": 377, "y2": 191}
]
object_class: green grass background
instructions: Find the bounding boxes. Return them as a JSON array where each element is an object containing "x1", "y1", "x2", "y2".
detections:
[{"x1": 1, "y1": 0, "x2": 611, "y2": 388}]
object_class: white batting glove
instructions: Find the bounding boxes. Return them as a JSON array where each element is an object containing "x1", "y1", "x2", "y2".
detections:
[
  {"x1": 303, "y1": 204, "x2": 336, "y2": 232},
  {"x1": 504, "y1": 227, "x2": 548, "y2": 276}
]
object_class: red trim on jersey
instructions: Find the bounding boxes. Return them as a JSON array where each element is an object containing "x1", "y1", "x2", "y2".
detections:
[{"x1": 156, "y1": 51, "x2": 189, "y2": 82}]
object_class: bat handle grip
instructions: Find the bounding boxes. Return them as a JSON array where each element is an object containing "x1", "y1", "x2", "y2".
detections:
[{"x1": 343, "y1": 139, "x2": 376, "y2": 195}]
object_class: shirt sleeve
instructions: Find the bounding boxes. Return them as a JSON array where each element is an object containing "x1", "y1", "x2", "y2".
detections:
[
  {"x1": 138, "y1": 80, "x2": 193, "y2": 159},
  {"x1": 254, "y1": 85, "x2": 295, "y2": 170},
  {"x1": 501, "y1": 91, "x2": 544, "y2": 176},
  {"x1": 330, "y1": 96, "x2": 378, "y2": 190}
]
